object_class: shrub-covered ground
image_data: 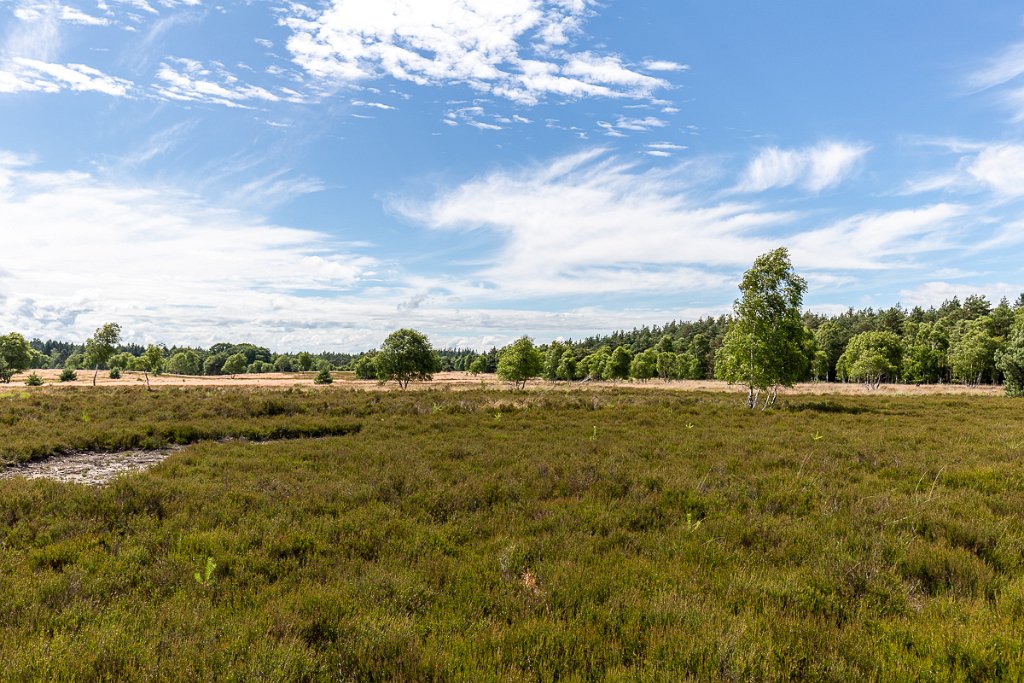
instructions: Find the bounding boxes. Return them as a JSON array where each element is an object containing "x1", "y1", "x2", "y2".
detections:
[{"x1": 1, "y1": 386, "x2": 1024, "y2": 680}]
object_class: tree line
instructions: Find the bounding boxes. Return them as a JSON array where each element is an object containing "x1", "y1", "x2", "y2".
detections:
[{"x1": 2, "y1": 247, "x2": 1023, "y2": 398}]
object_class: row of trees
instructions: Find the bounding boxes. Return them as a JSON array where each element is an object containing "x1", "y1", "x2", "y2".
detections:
[{"x1": 3, "y1": 248, "x2": 1024, "y2": 399}]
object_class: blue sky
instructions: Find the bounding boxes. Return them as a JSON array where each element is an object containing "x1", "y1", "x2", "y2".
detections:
[{"x1": 1, "y1": 0, "x2": 1023, "y2": 352}]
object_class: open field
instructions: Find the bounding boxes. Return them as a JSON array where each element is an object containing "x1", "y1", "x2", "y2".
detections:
[
  {"x1": 2, "y1": 386, "x2": 1024, "y2": 680},
  {"x1": 0, "y1": 368, "x2": 1005, "y2": 396}
]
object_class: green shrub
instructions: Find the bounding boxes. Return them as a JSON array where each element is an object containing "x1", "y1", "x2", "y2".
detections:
[
  {"x1": 59, "y1": 368, "x2": 77, "y2": 382},
  {"x1": 24, "y1": 372, "x2": 43, "y2": 386},
  {"x1": 109, "y1": 368, "x2": 122, "y2": 379},
  {"x1": 314, "y1": 368, "x2": 334, "y2": 385},
  {"x1": 1, "y1": 389, "x2": 1024, "y2": 679}
]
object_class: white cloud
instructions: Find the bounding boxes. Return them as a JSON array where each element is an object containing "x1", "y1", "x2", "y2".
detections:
[
  {"x1": 642, "y1": 59, "x2": 688, "y2": 72},
  {"x1": 562, "y1": 52, "x2": 667, "y2": 91},
  {"x1": 351, "y1": 99, "x2": 395, "y2": 110},
  {"x1": 967, "y1": 42, "x2": 1024, "y2": 92},
  {"x1": 2, "y1": 152, "x2": 731, "y2": 352},
  {"x1": 647, "y1": 142, "x2": 686, "y2": 151},
  {"x1": 393, "y1": 149, "x2": 986, "y2": 306},
  {"x1": 735, "y1": 141, "x2": 870, "y2": 193},
  {"x1": 966, "y1": 41, "x2": 1024, "y2": 122},
  {"x1": 396, "y1": 149, "x2": 798, "y2": 298},
  {"x1": 443, "y1": 103, "x2": 531, "y2": 130},
  {"x1": 154, "y1": 58, "x2": 304, "y2": 107},
  {"x1": 596, "y1": 114, "x2": 668, "y2": 137},
  {"x1": 787, "y1": 204, "x2": 968, "y2": 270},
  {"x1": 6, "y1": 0, "x2": 63, "y2": 62},
  {"x1": 898, "y1": 281, "x2": 1024, "y2": 308},
  {"x1": 596, "y1": 121, "x2": 625, "y2": 137},
  {"x1": 0, "y1": 153, "x2": 400, "y2": 350},
  {"x1": 282, "y1": 0, "x2": 672, "y2": 105},
  {"x1": 614, "y1": 115, "x2": 667, "y2": 131},
  {"x1": 964, "y1": 221, "x2": 1024, "y2": 254},
  {"x1": 967, "y1": 144, "x2": 1024, "y2": 197},
  {"x1": 644, "y1": 141, "x2": 686, "y2": 158},
  {"x1": 221, "y1": 169, "x2": 326, "y2": 211},
  {"x1": 13, "y1": 1, "x2": 108, "y2": 25},
  {"x1": 901, "y1": 142, "x2": 1024, "y2": 198},
  {"x1": 0, "y1": 57, "x2": 134, "y2": 95}
]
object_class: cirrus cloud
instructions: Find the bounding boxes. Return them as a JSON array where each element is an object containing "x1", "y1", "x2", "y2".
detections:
[{"x1": 734, "y1": 141, "x2": 871, "y2": 193}]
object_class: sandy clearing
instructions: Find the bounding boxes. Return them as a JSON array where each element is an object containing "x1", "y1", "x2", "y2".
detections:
[
  {"x1": 2, "y1": 369, "x2": 1008, "y2": 396},
  {"x1": 0, "y1": 447, "x2": 180, "y2": 486},
  {"x1": 0, "y1": 369, "x2": 1004, "y2": 397}
]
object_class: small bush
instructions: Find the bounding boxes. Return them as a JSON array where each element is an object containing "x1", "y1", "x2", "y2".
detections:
[
  {"x1": 59, "y1": 368, "x2": 77, "y2": 382},
  {"x1": 24, "y1": 373, "x2": 43, "y2": 386},
  {"x1": 109, "y1": 368, "x2": 122, "y2": 379},
  {"x1": 314, "y1": 368, "x2": 334, "y2": 385}
]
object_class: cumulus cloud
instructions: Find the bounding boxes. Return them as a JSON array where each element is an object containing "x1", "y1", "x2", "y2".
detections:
[
  {"x1": 281, "y1": 0, "x2": 672, "y2": 105},
  {"x1": 0, "y1": 153, "x2": 386, "y2": 350},
  {"x1": 0, "y1": 153, "x2": 726, "y2": 352},
  {"x1": 735, "y1": 142, "x2": 870, "y2": 193}
]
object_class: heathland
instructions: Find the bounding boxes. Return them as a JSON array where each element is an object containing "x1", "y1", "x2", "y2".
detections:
[{"x1": 2, "y1": 385, "x2": 1024, "y2": 680}]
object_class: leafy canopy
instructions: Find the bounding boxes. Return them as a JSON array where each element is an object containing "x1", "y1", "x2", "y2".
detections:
[
  {"x1": 714, "y1": 247, "x2": 807, "y2": 408},
  {"x1": 0, "y1": 332, "x2": 32, "y2": 383},
  {"x1": 376, "y1": 329, "x2": 440, "y2": 389},
  {"x1": 85, "y1": 323, "x2": 122, "y2": 386},
  {"x1": 497, "y1": 337, "x2": 544, "y2": 390},
  {"x1": 837, "y1": 331, "x2": 903, "y2": 388},
  {"x1": 996, "y1": 311, "x2": 1024, "y2": 397}
]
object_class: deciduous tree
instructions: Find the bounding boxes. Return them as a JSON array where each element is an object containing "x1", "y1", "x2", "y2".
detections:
[
  {"x1": 376, "y1": 329, "x2": 441, "y2": 389},
  {"x1": 497, "y1": 337, "x2": 544, "y2": 390},
  {"x1": 603, "y1": 346, "x2": 632, "y2": 381},
  {"x1": 85, "y1": 323, "x2": 121, "y2": 386},
  {"x1": 353, "y1": 353, "x2": 378, "y2": 380},
  {"x1": 836, "y1": 331, "x2": 902, "y2": 388},
  {"x1": 0, "y1": 332, "x2": 32, "y2": 383},
  {"x1": 139, "y1": 344, "x2": 164, "y2": 390},
  {"x1": 166, "y1": 350, "x2": 201, "y2": 376},
  {"x1": 996, "y1": 311, "x2": 1024, "y2": 397},
  {"x1": 629, "y1": 348, "x2": 658, "y2": 382},
  {"x1": 222, "y1": 353, "x2": 248, "y2": 378},
  {"x1": 714, "y1": 248, "x2": 808, "y2": 408},
  {"x1": 949, "y1": 317, "x2": 1000, "y2": 385}
]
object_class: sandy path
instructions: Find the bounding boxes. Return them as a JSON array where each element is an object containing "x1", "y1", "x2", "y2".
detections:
[{"x1": 0, "y1": 369, "x2": 1005, "y2": 396}]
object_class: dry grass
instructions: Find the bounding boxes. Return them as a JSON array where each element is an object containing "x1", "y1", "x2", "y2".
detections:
[{"x1": 1, "y1": 369, "x2": 1004, "y2": 396}]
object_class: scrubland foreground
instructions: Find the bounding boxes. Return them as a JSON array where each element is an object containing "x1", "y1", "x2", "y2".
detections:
[{"x1": 1, "y1": 387, "x2": 1024, "y2": 680}]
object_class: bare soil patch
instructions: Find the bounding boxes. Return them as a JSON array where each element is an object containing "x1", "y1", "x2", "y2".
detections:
[{"x1": 0, "y1": 448, "x2": 179, "y2": 485}]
